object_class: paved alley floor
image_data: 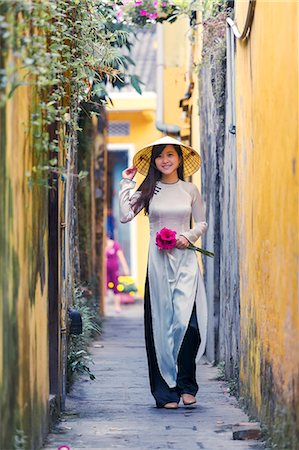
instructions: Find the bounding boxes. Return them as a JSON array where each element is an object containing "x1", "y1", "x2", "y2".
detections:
[{"x1": 43, "y1": 298, "x2": 267, "y2": 450}]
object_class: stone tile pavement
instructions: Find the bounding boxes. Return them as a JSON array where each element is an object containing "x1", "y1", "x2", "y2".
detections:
[{"x1": 42, "y1": 298, "x2": 268, "y2": 450}]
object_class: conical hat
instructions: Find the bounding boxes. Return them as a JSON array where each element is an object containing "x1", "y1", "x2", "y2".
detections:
[{"x1": 133, "y1": 135, "x2": 201, "y2": 177}]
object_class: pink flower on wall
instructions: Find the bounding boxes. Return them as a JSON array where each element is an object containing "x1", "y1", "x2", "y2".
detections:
[
  {"x1": 140, "y1": 9, "x2": 148, "y2": 16},
  {"x1": 135, "y1": 0, "x2": 143, "y2": 5}
]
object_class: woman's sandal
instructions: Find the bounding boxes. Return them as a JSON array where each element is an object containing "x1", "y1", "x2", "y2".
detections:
[
  {"x1": 181, "y1": 394, "x2": 196, "y2": 405},
  {"x1": 163, "y1": 402, "x2": 179, "y2": 409}
]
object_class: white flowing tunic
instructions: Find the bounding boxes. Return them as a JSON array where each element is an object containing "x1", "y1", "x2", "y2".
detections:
[{"x1": 119, "y1": 178, "x2": 208, "y2": 387}]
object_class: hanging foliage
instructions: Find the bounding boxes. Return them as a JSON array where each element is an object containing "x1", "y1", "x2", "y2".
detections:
[
  {"x1": 0, "y1": 0, "x2": 207, "y2": 184},
  {"x1": 114, "y1": 0, "x2": 201, "y2": 27},
  {"x1": 0, "y1": 0, "x2": 143, "y2": 183}
]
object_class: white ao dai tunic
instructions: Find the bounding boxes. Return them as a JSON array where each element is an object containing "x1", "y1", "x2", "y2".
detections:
[{"x1": 119, "y1": 178, "x2": 208, "y2": 387}]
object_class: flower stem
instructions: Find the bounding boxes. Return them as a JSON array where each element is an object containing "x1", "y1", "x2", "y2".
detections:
[{"x1": 187, "y1": 245, "x2": 214, "y2": 257}]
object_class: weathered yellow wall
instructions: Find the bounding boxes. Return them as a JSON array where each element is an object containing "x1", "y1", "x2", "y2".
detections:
[
  {"x1": 191, "y1": 11, "x2": 202, "y2": 156},
  {"x1": 164, "y1": 17, "x2": 189, "y2": 129},
  {"x1": 235, "y1": 1, "x2": 299, "y2": 445},
  {"x1": 0, "y1": 78, "x2": 49, "y2": 448}
]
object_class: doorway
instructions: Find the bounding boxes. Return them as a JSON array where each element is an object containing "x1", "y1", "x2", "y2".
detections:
[{"x1": 107, "y1": 145, "x2": 136, "y2": 277}]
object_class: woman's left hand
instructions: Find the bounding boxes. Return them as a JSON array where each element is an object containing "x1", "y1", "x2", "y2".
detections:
[{"x1": 176, "y1": 235, "x2": 190, "y2": 249}]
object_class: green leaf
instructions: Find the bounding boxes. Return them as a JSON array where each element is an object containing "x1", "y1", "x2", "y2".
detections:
[
  {"x1": 49, "y1": 158, "x2": 58, "y2": 166},
  {"x1": 78, "y1": 170, "x2": 89, "y2": 181},
  {"x1": 129, "y1": 75, "x2": 143, "y2": 95},
  {"x1": 8, "y1": 82, "x2": 23, "y2": 99},
  {"x1": 123, "y1": 55, "x2": 135, "y2": 66}
]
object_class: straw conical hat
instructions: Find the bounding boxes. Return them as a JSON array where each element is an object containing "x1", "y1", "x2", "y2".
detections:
[{"x1": 133, "y1": 135, "x2": 201, "y2": 177}]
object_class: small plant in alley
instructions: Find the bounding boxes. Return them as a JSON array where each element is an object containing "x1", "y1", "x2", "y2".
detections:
[
  {"x1": 67, "y1": 346, "x2": 95, "y2": 387},
  {"x1": 227, "y1": 375, "x2": 239, "y2": 397},
  {"x1": 217, "y1": 361, "x2": 240, "y2": 397},
  {"x1": 217, "y1": 360, "x2": 226, "y2": 381},
  {"x1": 66, "y1": 286, "x2": 102, "y2": 391},
  {"x1": 13, "y1": 429, "x2": 27, "y2": 450}
]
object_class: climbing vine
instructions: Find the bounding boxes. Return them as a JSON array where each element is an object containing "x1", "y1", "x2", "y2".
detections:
[
  {"x1": 0, "y1": 0, "x2": 144, "y2": 183},
  {"x1": 0, "y1": 0, "x2": 212, "y2": 183}
]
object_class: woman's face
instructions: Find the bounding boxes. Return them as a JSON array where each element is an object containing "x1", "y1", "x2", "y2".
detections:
[{"x1": 154, "y1": 145, "x2": 181, "y2": 176}]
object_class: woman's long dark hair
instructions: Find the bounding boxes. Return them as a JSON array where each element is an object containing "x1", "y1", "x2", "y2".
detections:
[{"x1": 134, "y1": 144, "x2": 184, "y2": 215}]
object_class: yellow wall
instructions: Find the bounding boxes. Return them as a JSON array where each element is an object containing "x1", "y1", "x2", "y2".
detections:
[
  {"x1": 163, "y1": 17, "x2": 190, "y2": 130},
  {"x1": 235, "y1": 0, "x2": 299, "y2": 443},
  {"x1": 0, "y1": 80, "x2": 49, "y2": 448}
]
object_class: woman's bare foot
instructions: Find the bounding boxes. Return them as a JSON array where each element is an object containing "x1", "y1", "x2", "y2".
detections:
[
  {"x1": 163, "y1": 402, "x2": 179, "y2": 409},
  {"x1": 181, "y1": 394, "x2": 196, "y2": 405}
]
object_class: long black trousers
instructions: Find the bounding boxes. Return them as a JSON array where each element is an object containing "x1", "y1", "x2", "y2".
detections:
[{"x1": 144, "y1": 275, "x2": 201, "y2": 408}]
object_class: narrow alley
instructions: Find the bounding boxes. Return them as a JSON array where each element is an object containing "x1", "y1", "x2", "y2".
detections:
[
  {"x1": 43, "y1": 298, "x2": 265, "y2": 450},
  {"x1": 1, "y1": 2, "x2": 298, "y2": 449}
]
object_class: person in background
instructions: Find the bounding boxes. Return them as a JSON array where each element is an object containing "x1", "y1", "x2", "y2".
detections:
[{"x1": 106, "y1": 233, "x2": 130, "y2": 313}]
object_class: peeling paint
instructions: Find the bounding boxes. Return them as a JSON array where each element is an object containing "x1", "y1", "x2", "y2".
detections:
[
  {"x1": 235, "y1": 0, "x2": 299, "y2": 447},
  {"x1": 0, "y1": 68, "x2": 49, "y2": 450}
]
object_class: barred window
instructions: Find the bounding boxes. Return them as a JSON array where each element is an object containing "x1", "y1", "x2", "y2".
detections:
[{"x1": 108, "y1": 121, "x2": 130, "y2": 136}]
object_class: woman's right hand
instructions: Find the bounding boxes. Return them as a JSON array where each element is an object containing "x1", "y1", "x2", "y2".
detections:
[{"x1": 122, "y1": 165, "x2": 137, "y2": 180}]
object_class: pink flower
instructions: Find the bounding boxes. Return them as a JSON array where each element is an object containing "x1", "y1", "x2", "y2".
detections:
[
  {"x1": 156, "y1": 227, "x2": 215, "y2": 257},
  {"x1": 149, "y1": 12, "x2": 158, "y2": 19},
  {"x1": 116, "y1": 10, "x2": 124, "y2": 22},
  {"x1": 156, "y1": 228, "x2": 177, "y2": 250},
  {"x1": 140, "y1": 9, "x2": 148, "y2": 16},
  {"x1": 135, "y1": 0, "x2": 143, "y2": 4},
  {"x1": 162, "y1": 2, "x2": 167, "y2": 6},
  {"x1": 153, "y1": 1, "x2": 158, "y2": 7}
]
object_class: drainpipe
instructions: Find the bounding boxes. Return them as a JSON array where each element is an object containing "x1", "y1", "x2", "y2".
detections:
[
  {"x1": 179, "y1": 38, "x2": 194, "y2": 108},
  {"x1": 179, "y1": 12, "x2": 196, "y2": 143},
  {"x1": 156, "y1": 23, "x2": 180, "y2": 137}
]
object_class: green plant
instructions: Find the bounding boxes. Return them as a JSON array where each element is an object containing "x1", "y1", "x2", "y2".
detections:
[
  {"x1": 201, "y1": 9, "x2": 227, "y2": 63},
  {"x1": 118, "y1": 0, "x2": 178, "y2": 26},
  {"x1": 0, "y1": 0, "x2": 143, "y2": 186},
  {"x1": 0, "y1": 0, "x2": 209, "y2": 189},
  {"x1": 117, "y1": 0, "x2": 202, "y2": 27},
  {"x1": 217, "y1": 361, "x2": 240, "y2": 397},
  {"x1": 217, "y1": 360, "x2": 226, "y2": 381},
  {"x1": 67, "y1": 345, "x2": 96, "y2": 383},
  {"x1": 227, "y1": 375, "x2": 239, "y2": 397},
  {"x1": 66, "y1": 285, "x2": 102, "y2": 390},
  {"x1": 201, "y1": 0, "x2": 228, "y2": 18},
  {"x1": 13, "y1": 429, "x2": 27, "y2": 450}
]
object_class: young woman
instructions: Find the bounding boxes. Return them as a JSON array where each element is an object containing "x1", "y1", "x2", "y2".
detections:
[{"x1": 119, "y1": 135, "x2": 208, "y2": 409}]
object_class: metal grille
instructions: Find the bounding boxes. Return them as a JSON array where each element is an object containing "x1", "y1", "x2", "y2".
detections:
[{"x1": 108, "y1": 121, "x2": 130, "y2": 136}]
